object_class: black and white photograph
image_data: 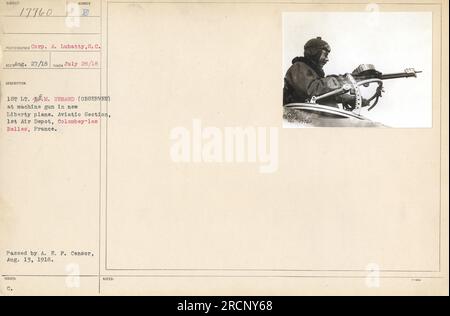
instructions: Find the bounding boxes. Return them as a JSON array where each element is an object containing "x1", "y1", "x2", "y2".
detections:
[{"x1": 282, "y1": 11, "x2": 432, "y2": 128}]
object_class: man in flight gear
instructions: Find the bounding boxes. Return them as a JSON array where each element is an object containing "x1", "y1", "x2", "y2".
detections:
[{"x1": 283, "y1": 37, "x2": 361, "y2": 109}]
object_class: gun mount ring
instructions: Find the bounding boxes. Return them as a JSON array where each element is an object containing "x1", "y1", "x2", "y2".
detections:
[
  {"x1": 345, "y1": 74, "x2": 362, "y2": 114},
  {"x1": 356, "y1": 78, "x2": 384, "y2": 111}
]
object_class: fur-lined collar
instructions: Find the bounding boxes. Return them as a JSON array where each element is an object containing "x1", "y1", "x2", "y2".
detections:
[{"x1": 291, "y1": 56, "x2": 325, "y2": 78}]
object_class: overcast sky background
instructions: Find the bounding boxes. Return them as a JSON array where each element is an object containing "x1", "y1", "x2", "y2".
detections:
[{"x1": 283, "y1": 12, "x2": 432, "y2": 128}]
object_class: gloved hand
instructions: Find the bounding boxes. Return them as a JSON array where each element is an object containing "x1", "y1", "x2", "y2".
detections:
[
  {"x1": 338, "y1": 93, "x2": 357, "y2": 111},
  {"x1": 361, "y1": 98, "x2": 370, "y2": 107},
  {"x1": 325, "y1": 75, "x2": 352, "y2": 90},
  {"x1": 334, "y1": 75, "x2": 351, "y2": 89},
  {"x1": 338, "y1": 94, "x2": 370, "y2": 111}
]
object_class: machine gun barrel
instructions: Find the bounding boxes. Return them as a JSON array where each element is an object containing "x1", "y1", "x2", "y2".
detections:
[
  {"x1": 353, "y1": 68, "x2": 422, "y2": 81},
  {"x1": 380, "y1": 70, "x2": 422, "y2": 80}
]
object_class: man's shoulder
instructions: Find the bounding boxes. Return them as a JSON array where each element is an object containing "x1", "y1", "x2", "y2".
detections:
[
  {"x1": 288, "y1": 60, "x2": 312, "y2": 72},
  {"x1": 287, "y1": 60, "x2": 316, "y2": 77}
]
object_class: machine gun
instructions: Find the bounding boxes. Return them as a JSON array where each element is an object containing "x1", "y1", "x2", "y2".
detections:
[
  {"x1": 283, "y1": 64, "x2": 422, "y2": 126},
  {"x1": 304, "y1": 64, "x2": 421, "y2": 112},
  {"x1": 351, "y1": 64, "x2": 422, "y2": 81}
]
